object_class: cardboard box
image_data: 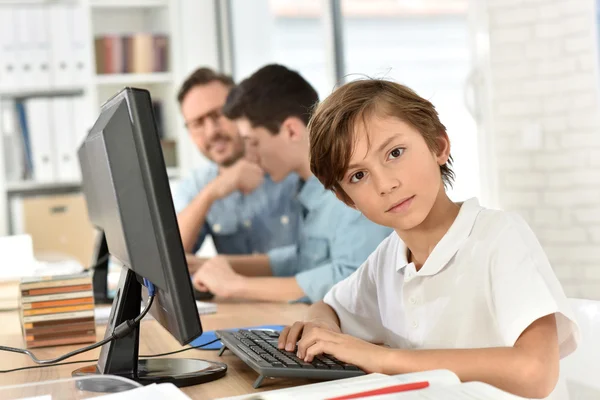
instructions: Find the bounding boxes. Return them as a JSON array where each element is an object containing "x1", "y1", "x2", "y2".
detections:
[{"x1": 22, "y1": 194, "x2": 96, "y2": 267}]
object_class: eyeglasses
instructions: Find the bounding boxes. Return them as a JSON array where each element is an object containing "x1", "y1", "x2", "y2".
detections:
[{"x1": 185, "y1": 108, "x2": 223, "y2": 135}]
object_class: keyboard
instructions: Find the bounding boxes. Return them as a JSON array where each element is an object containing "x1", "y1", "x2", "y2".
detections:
[{"x1": 216, "y1": 329, "x2": 365, "y2": 388}]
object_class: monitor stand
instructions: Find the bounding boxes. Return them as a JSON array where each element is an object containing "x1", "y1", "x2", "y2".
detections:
[
  {"x1": 72, "y1": 267, "x2": 227, "y2": 392},
  {"x1": 91, "y1": 233, "x2": 111, "y2": 305}
]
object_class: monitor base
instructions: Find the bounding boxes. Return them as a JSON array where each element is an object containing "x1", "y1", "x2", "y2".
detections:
[{"x1": 72, "y1": 358, "x2": 227, "y2": 391}]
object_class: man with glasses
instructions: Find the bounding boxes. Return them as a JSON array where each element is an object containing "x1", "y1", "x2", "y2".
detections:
[{"x1": 174, "y1": 67, "x2": 301, "y2": 263}]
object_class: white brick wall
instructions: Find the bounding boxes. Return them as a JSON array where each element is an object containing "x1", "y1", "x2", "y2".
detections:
[{"x1": 488, "y1": 0, "x2": 600, "y2": 299}]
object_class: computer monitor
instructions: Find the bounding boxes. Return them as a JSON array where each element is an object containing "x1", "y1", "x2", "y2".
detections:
[{"x1": 72, "y1": 88, "x2": 227, "y2": 387}]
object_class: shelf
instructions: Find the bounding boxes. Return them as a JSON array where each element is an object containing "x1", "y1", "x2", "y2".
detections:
[
  {"x1": 5, "y1": 180, "x2": 81, "y2": 196},
  {"x1": 6, "y1": 168, "x2": 179, "y2": 196},
  {"x1": 0, "y1": 88, "x2": 85, "y2": 100},
  {"x1": 94, "y1": 73, "x2": 173, "y2": 86},
  {"x1": 90, "y1": 0, "x2": 168, "y2": 8}
]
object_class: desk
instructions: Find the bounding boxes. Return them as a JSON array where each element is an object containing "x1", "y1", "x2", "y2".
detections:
[{"x1": 0, "y1": 300, "x2": 314, "y2": 398}]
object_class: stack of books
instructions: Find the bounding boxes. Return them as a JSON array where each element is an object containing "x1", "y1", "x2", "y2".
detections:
[
  {"x1": 94, "y1": 34, "x2": 169, "y2": 74},
  {"x1": 19, "y1": 272, "x2": 96, "y2": 348}
]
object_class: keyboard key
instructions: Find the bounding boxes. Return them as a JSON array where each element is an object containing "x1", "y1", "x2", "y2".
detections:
[
  {"x1": 250, "y1": 346, "x2": 266, "y2": 354},
  {"x1": 328, "y1": 364, "x2": 344, "y2": 370},
  {"x1": 343, "y1": 365, "x2": 361, "y2": 371},
  {"x1": 311, "y1": 361, "x2": 329, "y2": 369},
  {"x1": 237, "y1": 345, "x2": 270, "y2": 366}
]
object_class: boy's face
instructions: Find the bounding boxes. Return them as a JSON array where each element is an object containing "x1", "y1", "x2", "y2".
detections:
[
  {"x1": 181, "y1": 81, "x2": 245, "y2": 166},
  {"x1": 236, "y1": 118, "x2": 292, "y2": 182},
  {"x1": 338, "y1": 115, "x2": 448, "y2": 231}
]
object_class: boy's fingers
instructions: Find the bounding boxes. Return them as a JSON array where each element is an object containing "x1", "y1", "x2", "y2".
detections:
[
  {"x1": 285, "y1": 321, "x2": 305, "y2": 351},
  {"x1": 297, "y1": 327, "x2": 340, "y2": 359},
  {"x1": 278, "y1": 326, "x2": 292, "y2": 349},
  {"x1": 303, "y1": 340, "x2": 330, "y2": 362}
]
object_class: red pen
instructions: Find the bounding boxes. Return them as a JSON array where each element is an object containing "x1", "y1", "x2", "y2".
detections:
[{"x1": 326, "y1": 381, "x2": 430, "y2": 400}]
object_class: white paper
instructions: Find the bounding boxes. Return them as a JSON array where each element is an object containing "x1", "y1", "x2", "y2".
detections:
[
  {"x1": 93, "y1": 383, "x2": 192, "y2": 400},
  {"x1": 219, "y1": 370, "x2": 459, "y2": 400},
  {"x1": 0, "y1": 234, "x2": 36, "y2": 280}
]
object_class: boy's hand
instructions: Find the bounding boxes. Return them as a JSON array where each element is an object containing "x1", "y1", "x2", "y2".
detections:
[
  {"x1": 192, "y1": 256, "x2": 244, "y2": 298},
  {"x1": 278, "y1": 320, "x2": 341, "y2": 352},
  {"x1": 296, "y1": 328, "x2": 391, "y2": 374}
]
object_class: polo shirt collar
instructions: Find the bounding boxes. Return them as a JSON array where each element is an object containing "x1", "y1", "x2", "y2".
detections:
[{"x1": 396, "y1": 198, "x2": 483, "y2": 275}]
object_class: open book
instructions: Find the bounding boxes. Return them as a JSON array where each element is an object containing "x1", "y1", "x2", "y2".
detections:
[{"x1": 220, "y1": 370, "x2": 526, "y2": 400}]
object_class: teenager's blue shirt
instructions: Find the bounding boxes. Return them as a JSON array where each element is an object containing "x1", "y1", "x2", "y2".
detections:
[{"x1": 268, "y1": 176, "x2": 393, "y2": 303}]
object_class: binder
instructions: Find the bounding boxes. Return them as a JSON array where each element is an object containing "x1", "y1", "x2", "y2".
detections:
[
  {"x1": 0, "y1": 7, "x2": 19, "y2": 90},
  {"x1": 1, "y1": 100, "x2": 24, "y2": 181},
  {"x1": 69, "y1": 4, "x2": 90, "y2": 85},
  {"x1": 49, "y1": 4, "x2": 73, "y2": 87},
  {"x1": 15, "y1": 8, "x2": 35, "y2": 90},
  {"x1": 52, "y1": 98, "x2": 79, "y2": 182},
  {"x1": 30, "y1": 6, "x2": 51, "y2": 88},
  {"x1": 25, "y1": 99, "x2": 56, "y2": 182}
]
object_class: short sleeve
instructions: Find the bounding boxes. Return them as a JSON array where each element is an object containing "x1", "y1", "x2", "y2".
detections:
[
  {"x1": 324, "y1": 240, "x2": 390, "y2": 344},
  {"x1": 490, "y1": 214, "x2": 580, "y2": 358}
]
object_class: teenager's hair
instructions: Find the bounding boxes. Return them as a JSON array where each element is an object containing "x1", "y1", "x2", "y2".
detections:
[
  {"x1": 177, "y1": 67, "x2": 234, "y2": 104},
  {"x1": 309, "y1": 79, "x2": 454, "y2": 204},
  {"x1": 222, "y1": 64, "x2": 319, "y2": 134}
]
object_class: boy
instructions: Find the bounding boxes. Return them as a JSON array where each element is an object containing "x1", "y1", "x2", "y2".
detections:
[
  {"x1": 278, "y1": 79, "x2": 579, "y2": 399},
  {"x1": 174, "y1": 67, "x2": 301, "y2": 256},
  {"x1": 188, "y1": 65, "x2": 392, "y2": 303}
]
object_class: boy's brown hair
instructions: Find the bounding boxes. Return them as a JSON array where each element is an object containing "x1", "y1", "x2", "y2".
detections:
[{"x1": 309, "y1": 79, "x2": 454, "y2": 205}]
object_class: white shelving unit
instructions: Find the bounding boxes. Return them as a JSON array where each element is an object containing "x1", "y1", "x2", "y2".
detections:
[
  {"x1": 94, "y1": 72, "x2": 173, "y2": 86},
  {"x1": 0, "y1": 0, "x2": 189, "y2": 235}
]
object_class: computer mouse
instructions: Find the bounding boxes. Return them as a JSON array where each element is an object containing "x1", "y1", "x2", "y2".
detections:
[{"x1": 194, "y1": 288, "x2": 215, "y2": 300}]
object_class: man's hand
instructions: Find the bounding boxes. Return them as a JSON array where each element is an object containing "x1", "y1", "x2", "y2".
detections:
[
  {"x1": 185, "y1": 254, "x2": 208, "y2": 274},
  {"x1": 191, "y1": 256, "x2": 244, "y2": 298},
  {"x1": 210, "y1": 159, "x2": 264, "y2": 199},
  {"x1": 295, "y1": 327, "x2": 391, "y2": 374}
]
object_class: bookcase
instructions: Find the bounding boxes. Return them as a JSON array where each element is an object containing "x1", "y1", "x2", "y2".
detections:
[{"x1": 0, "y1": 0, "x2": 190, "y2": 236}]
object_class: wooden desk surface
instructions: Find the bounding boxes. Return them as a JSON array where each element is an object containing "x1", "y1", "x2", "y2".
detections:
[{"x1": 0, "y1": 300, "x2": 314, "y2": 399}]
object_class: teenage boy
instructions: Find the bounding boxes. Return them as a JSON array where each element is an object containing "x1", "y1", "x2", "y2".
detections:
[{"x1": 189, "y1": 65, "x2": 392, "y2": 303}]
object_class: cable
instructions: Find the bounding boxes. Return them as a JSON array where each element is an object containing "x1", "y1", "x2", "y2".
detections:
[
  {"x1": 0, "y1": 338, "x2": 221, "y2": 373},
  {"x1": 139, "y1": 338, "x2": 220, "y2": 358},
  {"x1": 0, "y1": 293, "x2": 155, "y2": 365},
  {"x1": 0, "y1": 359, "x2": 98, "y2": 374},
  {"x1": 87, "y1": 253, "x2": 110, "y2": 270}
]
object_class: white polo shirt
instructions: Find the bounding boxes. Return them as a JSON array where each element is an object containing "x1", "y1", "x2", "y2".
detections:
[{"x1": 324, "y1": 198, "x2": 579, "y2": 399}]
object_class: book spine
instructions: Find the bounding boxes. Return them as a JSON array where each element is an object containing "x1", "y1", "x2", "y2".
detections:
[
  {"x1": 22, "y1": 284, "x2": 93, "y2": 296},
  {"x1": 20, "y1": 277, "x2": 91, "y2": 290},
  {"x1": 22, "y1": 309, "x2": 94, "y2": 323},
  {"x1": 21, "y1": 290, "x2": 93, "y2": 303},
  {"x1": 22, "y1": 303, "x2": 94, "y2": 316},
  {"x1": 22, "y1": 296, "x2": 93, "y2": 309}
]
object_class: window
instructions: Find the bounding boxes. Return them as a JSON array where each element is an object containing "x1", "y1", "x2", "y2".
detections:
[
  {"x1": 341, "y1": 0, "x2": 480, "y2": 200},
  {"x1": 229, "y1": 0, "x2": 333, "y2": 99}
]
